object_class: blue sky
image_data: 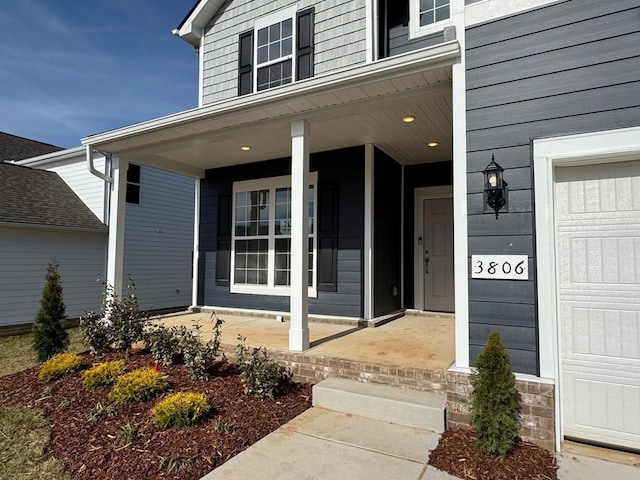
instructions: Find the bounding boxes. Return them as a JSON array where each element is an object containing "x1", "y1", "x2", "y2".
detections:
[{"x1": 0, "y1": 1, "x2": 198, "y2": 148}]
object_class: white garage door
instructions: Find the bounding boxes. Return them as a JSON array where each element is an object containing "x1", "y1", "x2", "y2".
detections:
[{"x1": 555, "y1": 160, "x2": 640, "y2": 450}]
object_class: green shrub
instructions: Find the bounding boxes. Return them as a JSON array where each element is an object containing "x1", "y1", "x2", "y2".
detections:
[
  {"x1": 469, "y1": 331, "x2": 520, "y2": 457},
  {"x1": 146, "y1": 324, "x2": 180, "y2": 366},
  {"x1": 80, "y1": 278, "x2": 148, "y2": 357},
  {"x1": 38, "y1": 353, "x2": 81, "y2": 382},
  {"x1": 108, "y1": 367, "x2": 169, "y2": 404},
  {"x1": 83, "y1": 360, "x2": 126, "y2": 388},
  {"x1": 151, "y1": 392, "x2": 210, "y2": 430},
  {"x1": 178, "y1": 315, "x2": 225, "y2": 381},
  {"x1": 87, "y1": 402, "x2": 113, "y2": 423},
  {"x1": 236, "y1": 335, "x2": 291, "y2": 399},
  {"x1": 32, "y1": 261, "x2": 69, "y2": 362}
]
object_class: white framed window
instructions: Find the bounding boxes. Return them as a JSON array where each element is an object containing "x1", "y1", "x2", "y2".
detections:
[
  {"x1": 126, "y1": 163, "x2": 141, "y2": 204},
  {"x1": 254, "y1": 6, "x2": 297, "y2": 92},
  {"x1": 409, "y1": 0, "x2": 451, "y2": 39},
  {"x1": 230, "y1": 173, "x2": 318, "y2": 297}
]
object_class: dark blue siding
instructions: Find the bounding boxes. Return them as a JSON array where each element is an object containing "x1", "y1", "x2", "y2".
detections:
[
  {"x1": 373, "y1": 149, "x2": 402, "y2": 316},
  {"x1": 198, "y1": 147, "x2": 364, "y2": 317},
  {"x1": 466, "y1": 0, "x2": 640, "y2": 375}
]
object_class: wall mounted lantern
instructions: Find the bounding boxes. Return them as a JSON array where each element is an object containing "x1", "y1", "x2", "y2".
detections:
[{"x1": 483, "y1": 154, "x2": 507, "y2": 219}]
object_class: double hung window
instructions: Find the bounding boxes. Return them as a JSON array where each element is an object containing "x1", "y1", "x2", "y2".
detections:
[
  {"x1": 409, "y1": 0, "x2": 451, "y2": 39},
  {"x1": 238, "y1": 6, "x2": 314, "y2": 96},
  {"x1": 231, "y1": 174, "x2": 317, "y2": 296},
  {"x1": 256, "y1": 16, "x2": 293, "y2": 91}
]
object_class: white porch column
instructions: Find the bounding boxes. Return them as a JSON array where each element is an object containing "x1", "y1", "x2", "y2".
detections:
[
  {"x1": 191, "y1": 177, "x2": 201, "y2": 308},
  {"x1": 106, "y1": 156, "x2": 128, "y2": 299},
  {"x1": 364, "y1": 144, "x2": 374, "y2": 319},
  {"x1": 452, "y1": 0, "x2": 470, "y2": 370},
  {"x1": 289, "y1": 120, "x2": 310, "y2": 351}
]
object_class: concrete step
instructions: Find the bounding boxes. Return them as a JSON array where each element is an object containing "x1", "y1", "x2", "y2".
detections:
[{"x1": 312, "y1": 377, "x2": 446, "y2": 432}]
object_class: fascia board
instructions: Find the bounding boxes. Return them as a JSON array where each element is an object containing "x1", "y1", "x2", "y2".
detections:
[
  {"x1": 14, "y1": 146, "x2": 86, "y2": 167},
  {"x1": 174, "y1": 0, "x2": 227, "y2": 46},
  {"x1": 0, "y1": 221, "x2": 108, "y2": 234},
  {"x1": 82, "y1": 40, "x2": 460, "y2": 148}
]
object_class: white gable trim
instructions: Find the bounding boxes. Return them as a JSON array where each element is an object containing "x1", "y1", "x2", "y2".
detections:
[{"x1": 173, "y1": 0, "x2": 227, "y2": 47}]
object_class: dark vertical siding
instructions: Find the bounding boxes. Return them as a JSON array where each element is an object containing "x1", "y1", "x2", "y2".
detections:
[
  {"x1": 198, "y1": 147, "x2": 364, "y2": 317},
  {"x1": 466, "y1": 0, "x2": 640, "y2": 375},
  {"x1": 373, "y1": 149, "x2": 402, "y2": 316},
  {"x1": 403, "y1": 161, "x2": 453, "y2": 309}
]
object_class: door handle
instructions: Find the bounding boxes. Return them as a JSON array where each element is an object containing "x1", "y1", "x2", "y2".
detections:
[{"x1": 424, "y1": 250, "x2": 430, "y2": 274}]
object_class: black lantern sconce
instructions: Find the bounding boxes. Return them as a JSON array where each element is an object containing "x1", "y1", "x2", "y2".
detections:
[{"x1": 483, "y1": 155, "x2": 508, "y2": 219}]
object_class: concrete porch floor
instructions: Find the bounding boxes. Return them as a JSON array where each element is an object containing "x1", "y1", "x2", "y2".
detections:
[{"x1": 154, "y1": 311, "x2": 455, "y2": 371}]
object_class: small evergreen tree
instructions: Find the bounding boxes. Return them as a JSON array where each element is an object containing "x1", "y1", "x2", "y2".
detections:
[
  {"x1": 32, "y1": 260, "x2": 69, "y2": 362},
  {"x1": 469, "y1": 330, "x2": 520, "y2": 457}
]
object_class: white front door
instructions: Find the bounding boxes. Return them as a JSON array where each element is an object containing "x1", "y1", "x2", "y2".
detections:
[
  {"x1": 423, "y1": 197, "x2": 454, "y2": 312},
  {"x1": 556, "y1": 160, "x2": 640, "y2": 450}
]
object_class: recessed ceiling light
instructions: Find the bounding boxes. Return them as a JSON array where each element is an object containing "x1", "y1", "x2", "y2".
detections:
[
  {"x1": 240, "y1": 145, "x2": 251, "y2": 151},
  {"x1": 402, "y1": 115, "x2": 416, "y2": 123},
  {"x1": 427, "y1": 141, "x2": 439, "y2": 148}
]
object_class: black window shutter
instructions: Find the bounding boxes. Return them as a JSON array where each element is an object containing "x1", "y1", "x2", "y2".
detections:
[
  {"x1": 296, "y1": 7, "x2": 315, "y2": 81},
  {"x1": 216, "y1": 192, "x2": 232, "y2": 286},
  {"x1": 238, "y1": 30, "x2": 254, "y2": 96},
  {"x1": 317, "y1": 182, "x2": 338, "y2": 292}
]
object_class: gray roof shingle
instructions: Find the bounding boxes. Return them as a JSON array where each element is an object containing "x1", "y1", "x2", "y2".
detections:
[
  {"x1": 0, "y1": 131, "x2": 63, "y2": 162},
  {"x1": 0, "y1": 162, "x2": 107, "y2": 232}
]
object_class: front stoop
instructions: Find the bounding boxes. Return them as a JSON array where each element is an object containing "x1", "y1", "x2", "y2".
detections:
[{"x1": 312, "y1": 377, "x2": 446, "y2": 432}]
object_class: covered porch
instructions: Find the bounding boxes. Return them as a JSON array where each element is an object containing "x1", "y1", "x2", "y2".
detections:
[
  {"x1": 156, "y1": 310, "x2": 455, "y2": 392},
  {"x1": 82, "y1": 38, "x2": 465, "y2": 364}
]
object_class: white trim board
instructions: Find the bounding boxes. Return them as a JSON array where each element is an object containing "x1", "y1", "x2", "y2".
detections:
[{"x1": 533, "y1": 125, "x2": 640, "y2": 451}]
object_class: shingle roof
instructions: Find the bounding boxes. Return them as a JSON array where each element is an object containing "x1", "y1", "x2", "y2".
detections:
[
  {"x1": 0, "y1": 131, "x2": 63, "y2": 162},
  {"x1": 0, "y1": 162, "x2": 107, "y2": 232}
]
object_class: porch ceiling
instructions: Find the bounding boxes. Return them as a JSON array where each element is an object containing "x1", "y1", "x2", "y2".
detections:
[{"x1": 82, "y1": 42, "x2": 458, "y2": 177}]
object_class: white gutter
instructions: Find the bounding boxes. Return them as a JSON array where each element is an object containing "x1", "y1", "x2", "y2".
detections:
[{"x1": 85, "y1": 144, "x2": 112, "y2": 184}]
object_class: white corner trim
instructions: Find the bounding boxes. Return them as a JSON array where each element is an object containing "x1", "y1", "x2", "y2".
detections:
[
  {"x1": 451, "y1": 0, "x2": 469, "y2": 370},
  {"x1": 366, "y1": 0, "x2": 375, "y2": 62},
  {"x1": 533, "y1": 125, "x2": 640, "y2": 452},
  {"x1": 364, "y1": 144, "x2": 374, "y2": 319}
]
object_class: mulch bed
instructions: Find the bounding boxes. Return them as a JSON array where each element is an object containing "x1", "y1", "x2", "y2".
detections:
[
  {"x1": 429, "y1": 428, "x2": 559, "y2": 480},
  {"x1": 0, "y1": 350, "x2": 312, "y2": 480}
]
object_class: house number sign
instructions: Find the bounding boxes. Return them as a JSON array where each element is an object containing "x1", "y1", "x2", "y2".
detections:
[{"x1": 471, "y1": 255, "x2": 528, "y2": 281}]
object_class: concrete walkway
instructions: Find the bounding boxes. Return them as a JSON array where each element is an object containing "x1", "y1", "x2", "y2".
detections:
[{"x1": 200, "y1": 407, "x2": 640, "y2": 480}]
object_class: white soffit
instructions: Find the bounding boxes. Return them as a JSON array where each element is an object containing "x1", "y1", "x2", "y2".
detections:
[{"x1": 82, "y1": 41, "x2": 459, "y2": 176}]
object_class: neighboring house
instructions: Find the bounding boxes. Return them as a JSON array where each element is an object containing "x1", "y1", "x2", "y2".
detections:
[
  {"x1": 77, "y1": 0, "x2": 640, "y2": 453},
  {"x1": 16, "y1": 148, "x2": 196, "y2": 314},
  {"x1": 0, "y1": 162, "x2": 106, "y2": 332},
  {"x1": 0, "y1": 131, "x2": 63, "y2": 162}
]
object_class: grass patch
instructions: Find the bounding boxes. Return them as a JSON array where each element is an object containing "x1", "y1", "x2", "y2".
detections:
[
  {"x1": 0, "y1": 407, "x2": 70, "y2": 480},
  {"x1": 0, "y1": 328, "x2": 85, "y2": 377}
]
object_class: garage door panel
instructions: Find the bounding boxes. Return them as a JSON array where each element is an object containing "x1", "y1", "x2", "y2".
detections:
[
  {"x1": 561, "y1": 306, "x2": 640, "y2": 363},
  {"x1": 556, "y1": 160, "x2": 640, "y2": 449},
  {"x1": 565, "y1": 375, "x2": 640, "y2": 450}
]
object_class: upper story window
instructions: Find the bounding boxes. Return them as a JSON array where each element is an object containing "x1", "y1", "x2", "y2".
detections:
[
  {"x1": 256, "y1": 16, "x2": 293, "y2": 91},
  {"x1": 409, "y1": 0, "x2": 451, "y2": 39},
  {"x1": 238, "y1": 6, "x2": 315, "y2": 96},
  {"x1": 126, "y1": 163, "x2": 141, "y2": 204}
]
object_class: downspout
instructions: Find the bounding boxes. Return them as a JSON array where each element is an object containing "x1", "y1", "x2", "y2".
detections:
[
  {"x1": 85, "y1": 144, "x2": 114, "y2": 286},
  {"x1": 86, "y1": 144, "x2": 112, "y2": 184}
]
